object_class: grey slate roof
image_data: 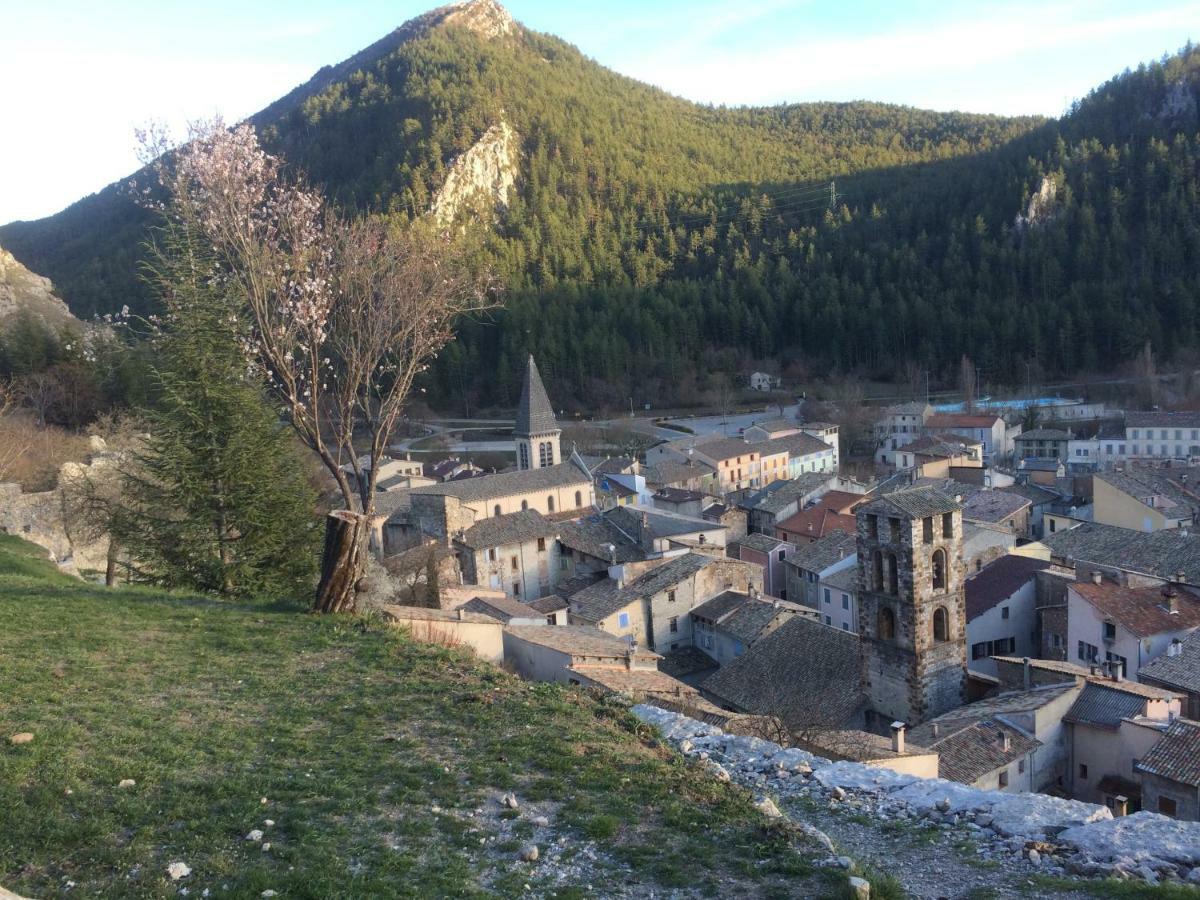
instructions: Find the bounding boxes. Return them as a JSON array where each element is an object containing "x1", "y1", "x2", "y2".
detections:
[
  {"x1": 965, "y1": 555, "x2": 1049, "y2": 621},
  {"x1": 720, "y1": 598, "x2": 786, "y2": 643},
  {"x1": 1095, "y1": 470, "x2": 1200, "y2": 520},
  {"x1": 659, "y1": 645, "x2": 720, "y2": 679},
  {"x1": 1041, "y1": 521, "x2": 1200, "y2": 584},
  {"x1": 1017, "y1": 428, "x2": 1073, "y2": 441},
  {"x1": 962, "y1": 490, "x2": 1031, "y2": 525},
  {"x1": 455, "y1": 509, "x2": 559, "y2": 549},
  {"x1": 608, "y1": 505, "x2": 721, "y2": 540},
  {"x1": 784, "y1": 530, "x2": 857, "y2": 574},
  {"x1": 1062, "y1": 682, "x2": 1149, "y2": 729},
  {"x1": 861, "y1": 484, "x2": 962, "y2": 519},
  {"x1": 1126, "y1": 411, "x2": 1200, "y2": 429},
  {"x1": 998, "y1": 482, "x2": 1060, "y2": 507},
  {"x1": 514, "y1": 355, "x2": 559, "y2": 437},
  {"x1": 642, "y1": 459, "x2": 716, "y2": 487},
  {"x1": 1139, "y1": 630, "x2": 1200, "y2": 694},
  {"x1": 529, "y1": 594, "x2": 569, "y2": 614},
  {"x1": 919, "y1": 719, "x2": 1040, "y2": 785},
  {"x1": 741, "y1": 473, "x2": 832, "y2": 514},
  {"x1": 407, "y1": 460, "x2": 590, "y2": 506},
  {"x1": 589, "y1": 456, "x2": 637, "y2": 478},
  {"x1": 570, "y1": 553, "x2": 714, "y2": 624},
  {"x1": 557, "y1": 516, "x2": 645, "y2": 564},
  {"x1": 738, "y1": 532, "x2": 789, "y2": 553},
  {"x1": 822, "y1": 565, "x2": 859, "y2": 593},
  {"x1": 504, "y1": 624, "x2": 660, "y2": 660},
  {"x1": 459, "y1": 595, "x2": 543, "y2": 621},
  {"x1": 701, "y1": 616, "x2": 863, "y2": 724},
  {"x1": 1135, "y1": 718, "x2": 1200, "y2": 786}
]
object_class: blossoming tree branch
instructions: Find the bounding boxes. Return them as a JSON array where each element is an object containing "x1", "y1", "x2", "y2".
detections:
[{"x1": 141, "y1": 120, "x2": 497, "y2": 613}]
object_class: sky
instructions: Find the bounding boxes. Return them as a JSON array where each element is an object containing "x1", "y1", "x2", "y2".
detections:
[{"x1": 0, "y1": 0, "x2": 1196, "y2": 225}]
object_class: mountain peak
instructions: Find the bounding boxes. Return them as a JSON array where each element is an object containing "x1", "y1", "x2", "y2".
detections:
[{"x1": 433, "y1": 0, "x2": 515, "y2": 40}]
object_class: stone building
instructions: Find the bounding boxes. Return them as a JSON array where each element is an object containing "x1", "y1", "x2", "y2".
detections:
[
  {"x1": 855, "y1": 485, "x2": 968, "y2": 729},
  {"x1": 453, "y1": 509, "x2": 562, "y2": 600},
  {"x1": 514, "y1": 354, "x2": 561, "y2": 471}
]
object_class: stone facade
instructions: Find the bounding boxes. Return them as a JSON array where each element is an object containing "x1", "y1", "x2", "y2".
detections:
[
  {"x1": 458, "y1": 535, "x2": 561, "y2": 601},
  {"x1": 1141, "y1": 771, "x2": 1200, "y2": 822},
  {"x1": 856, "y1": 496, "x2": 968, "y2": 728}
]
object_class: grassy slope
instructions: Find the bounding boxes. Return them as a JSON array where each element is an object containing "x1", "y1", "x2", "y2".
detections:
[{"x1": 0, "y1": 535, "x2": 833, "y2": 898}]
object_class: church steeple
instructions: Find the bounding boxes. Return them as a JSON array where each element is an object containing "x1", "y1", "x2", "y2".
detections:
[{"x1": 514, "y1": 355, "x2": 561, "y2": 470}]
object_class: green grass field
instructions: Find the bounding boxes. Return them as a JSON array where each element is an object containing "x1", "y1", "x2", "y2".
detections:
[{"x1": 0, "y1": 535, "x2": 835, "y2": 898}]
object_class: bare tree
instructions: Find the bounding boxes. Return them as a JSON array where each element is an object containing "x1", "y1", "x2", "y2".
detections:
[
  {"x1": 960, "y1": 354, "x2": 977, "y2": 414},
  {"x1": 0, "y1": 383, "x2": 28, "y2": 483},
  {"x1": 144, "y1": 121, "x2": 496, "y2": 612}
]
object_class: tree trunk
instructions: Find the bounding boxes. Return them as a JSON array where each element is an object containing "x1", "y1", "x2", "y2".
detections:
[
  {"x1": 313, "y1": 510, "x2": 367, "y2": 614},
  {"x1": 105, "y1": 540, "x2": 119, "y2": 588}
]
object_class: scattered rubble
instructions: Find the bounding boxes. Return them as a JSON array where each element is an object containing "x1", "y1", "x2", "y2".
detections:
[{"x1": 634, "y1": 704, "x2": 1200, "y2": 889}]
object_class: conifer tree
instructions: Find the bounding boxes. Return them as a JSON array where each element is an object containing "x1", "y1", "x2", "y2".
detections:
[{"x1": 111, "y1": 227, "x2": 320, "y2": 598}]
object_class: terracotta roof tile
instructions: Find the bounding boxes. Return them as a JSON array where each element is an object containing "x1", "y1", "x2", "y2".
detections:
[
  {"x1": 1135, "y1": 718, "x2": 1200, "y2": 786},
  {"x1": 1071, "y1": 581, "x2": 1200, "y2": 638}
]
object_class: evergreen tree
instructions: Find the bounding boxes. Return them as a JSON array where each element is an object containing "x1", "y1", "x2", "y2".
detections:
[{"x1": 112, "y1": 228, "x2": 319, "y2": 598}]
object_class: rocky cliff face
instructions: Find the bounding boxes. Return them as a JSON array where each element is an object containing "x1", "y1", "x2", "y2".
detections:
[
  {"x1": 431, "y1": 120, "x2": 519, "y2": 227},
  {"x1": 0, "y1": 246, "x2": 76, "y2": 326},
  {"x1": 1014, "y1": 175, "x2": 1058, "y2": 233}
]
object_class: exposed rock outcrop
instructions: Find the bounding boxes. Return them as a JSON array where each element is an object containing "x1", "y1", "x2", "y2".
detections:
[
  {"x1": 1014, "y1": 175, "x2": 1057, "y2": 233},
  {"x1": 431, "y1": 120, "x2": 519, "y2": 227},
  {"x1": 0, "y1": 246, "x2": 77, "y2": 326}
]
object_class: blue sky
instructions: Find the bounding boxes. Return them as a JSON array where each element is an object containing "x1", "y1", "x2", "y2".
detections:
[{"x1": 0, "y1": 0, "x2": 1196, "y2": 224}]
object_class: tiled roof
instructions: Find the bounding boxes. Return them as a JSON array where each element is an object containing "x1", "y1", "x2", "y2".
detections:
[
  {"x1": 771, "y1": 431, "x2": 835, "y2": 458},
  {"x1": 557, "y1": 515, "x2": 644, "y2": 564},
  {"x1": 1126, "y1": 411, "x2": 1200, "y2": 429},
  {"x1": 776, "y1": 506, "x2": 857, "y2": 541},
  {"x1": 821, "y1": 565, "x2": 859, "y2": 593},
  {"x1": 898, "y1": 433, "x2": 983, "y2": 458},
  {"x1": 407, "y1": 461, "x2": 590, "y2": 505},
  {"x1": 529, "y1": 594, "x2": 569, "y2": 613},
  {"x1": 659, "y1": 645, "x2": 720, "y2": 679},
  {"x1": 921, "y1": 719, "x2": 1040, "y2": 785},
  {"x1": 379, "y1": 604, "x2": 500, "y2": 625},
  {"x1": 589, "y1": 456, "x2": 637, "y2": 478},
  {"x1": 504, "y1": 624, "x2": 661, "y2": 660},
  {"x1": 962, "y1": 491, "x2": 1031, "y2": 525},
  {"x1": 642, "y1": 459, "x2": 715, "y2": 487},
  {"x1": 701, "y1": 502, "x2": 729, "y2": 519},
  {"x1": 569, "y1": 666, "x2": 696, "y2": 697},
  {"x1": 609, "y1": 505, "x2": 720, "y2": 540},
  {"x1": 1017, "y1": 428, "x2": 1073, "y2": 441},
  {"x1": 459, "y1": 595, "x2": 543, "y2": 621},
  {"x1": 691, "y1": 434, "x2": 765, "y2": 462},
  {"x1": 737, "y1": 531, "x2": 789, "y2": 553},
  {"x1": 514, "y1": 355, "x2": 559, "y2": 437},
  {"x1": 691, "y1": 590, "x2": 785, "y2": 643},
  {"x1": 965, "y1": 555, "x2": 1050, "y2": 621},
  {"x1": 1042, "y1": 521, "x2": 1200, "y2": 583},
  {"x1": 455, "y1": 509, "x2": 560, "y2": 549},
  {"x1": 817, "y1": 491, "x2": 867, "y2": 514},
  {"x1": 570, "y1": 553, "x2": 714, "y2": 624},
  {"x1": 702, "y1": 616, "x2": 863, "y2": 723},
  {"x1": 1095, "y1": 470, "x2": 1200, "y2": 519},
  {"x1": 783, "y1": 530, "x2": 857, "y2": 574},
  {"x1": 747, "y1": 418, "x2": 797, "y2": 435},
  {"x1": 742, "y1": 473, "x2": 833, "y2": 514},
  {"x1": 1135, "y1": 718, "x2": 1200, "y2": 786},
  {"x1": 860, "y1": 484, "x2": 962, "y2": 519},
  {"x1": 425, "y1": 458, "x2": 464, "y2": 479},
  {"x1": 1139, "y1": 630, "x2": 1200, "y2": 694},
  {"x1": 1071, "y1": 581, "x2": 1200, "y2": 638},
  {"x1": 1063, "y1": 682, "x2": 1150, "y2": 729},
  {"x1": 1020, "y1": 459, "x2": 1062, "y2": 472},
  {"x1": 888, "y1": 401, "x2": 931, "y2": 416},
  {"x1": 990, "y1": 656, "x2": 1181, "y2": 700},
  {"x1": 998, "y1": 483, "x2": 1060, "y2": 506},
  {"x1": 654, "y1": 487, "x2": 706, "y2": 504},
  {"x1": 925, "y1": 414, "x2": 1002, "y2": 429}
]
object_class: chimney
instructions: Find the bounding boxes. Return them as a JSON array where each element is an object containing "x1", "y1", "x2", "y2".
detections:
[
  {"x1": 932, "y1": 723, "x2": 940, "y2": 739},
  {"x1": 457, "y1": 608, "x2": 465, "y2": 621},
  {"x1": 998, "y1": 730, "x2": 1011, "y2": 753},
  {"x1": 1091, "y1": 570, "x2": 1103, "y2": 585},
  {"x1": 890, "y1": 721, "x2": 906, "y2": 754},
  {"x1": 624, "y1": 645, "x2": 635, "y2": 670},
  {"x1": 1163, "y1": 583, "x2": 1178, "y2": 614},
  {"x1": 1022, "y1": 657, "x2": 1032, "y2": 690},
  {"x1": 750, "y1": 585, "x2": 760, "y2": 600},
  {"x1": 1113, "y1": 795, "x2": 1129, "y2": 817},
  {"x1": 1112, "y1": 659, "x2": 1124, "y2": 682}
]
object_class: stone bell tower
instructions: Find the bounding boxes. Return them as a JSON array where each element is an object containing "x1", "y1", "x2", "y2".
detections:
[
  {"x1": 856, "y1": 485, "x2": 967, "y2": 728},
  {"x1": 514, "y1": 355, "x2": 561, "y2": 471}
]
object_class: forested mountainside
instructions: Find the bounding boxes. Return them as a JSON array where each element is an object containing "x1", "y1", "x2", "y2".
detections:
[{"x1": 2, "y1": 0, "x2": 1198, "y2": 410}]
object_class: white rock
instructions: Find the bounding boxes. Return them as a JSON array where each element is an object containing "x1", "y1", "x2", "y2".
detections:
[
  {"x1": 1027, "y1": 849, "x2": 1041, "y2": 865},
  {"x1": 262, "y1": 843, "x2": 271, "y2": 852},
  {"x1": 532, "y1": 816, "x2": 550, "y2": 828},
  {"x1": 502, "y1": 792, "x2": 520, "y2": 809},
  {"x1": 261, "y1": 892, "x2": 277, "y2": 898},
  {"x1": 264, "y1": 819, "x2": 275, "y2": 827},
  {"x1": 837, "y1": 856, "x2": 854, "y2": 869},
  {"x1": 118, "y1": 779, "x2": 136, "y2": 789},
  {"x1": 167, "y1": 862, "x2": 191, "y2": 880},
  {"x1": 756, "y1": 797, "x2": 782, "y2": 819},
  {"x1": 519, "y1": 844, "x2": 539, "y2": 862},
  {"x1": 246, "y1": 829, "x2": 264, "y2": 842},
  {"x1": 848, "y1": 875, "x2": 871, "y2": 899},
  {"x1": 1060, "y1": 812, "x2": 1200, "y2": 868}
]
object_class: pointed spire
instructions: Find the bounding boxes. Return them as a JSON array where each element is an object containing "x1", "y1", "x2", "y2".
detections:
[{"x1": 514, "y1": 354, "x2": 559, "y2": 437}]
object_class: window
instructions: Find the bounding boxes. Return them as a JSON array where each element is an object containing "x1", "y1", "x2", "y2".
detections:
[
  {"x1": 494, "y1": 504, "x2": 502, "y2": 517},
  {"x1": 519, "y1": 443, "x2": 529, "y2": 469},
  {"x1": 824, "y1": 588, "x2": 831, "y2": 604},
  {"x1": 868, "y1": 515, "x2": 879, "y2": 539},
  {"x1": 1049, "y1": 519, "x2": 1056, "y2": 533},
  {"x1": 617, "y1": 612, "x2": 630, "y2": 628},
  {"x1": 537, "y1": 537, "x2": 546, "y2": 553},
  {"x1": 669, "y1": 616, "x2": 679, "y2": 633},
  {"x1": 547, "y1": 495, "x2": 555, "y2": 513},
  {"x1": 825, "y1": 615, "x2": 832, "y2": 626},
  {"x1": 575, "y1": 490, "x2": 582, "y2": 507},
  {"x1": 521, "y1": 499, "x2": 529, "y2": 511},
  {"x1": 1078, "y1": 640, "x2": 1099, "y2": 662},
  {"x1": 1105, "y1": 651, "x2": 1127, "y2": 671},
  {"x1": 998, "y1": 770, "x2": 1009, "y2": 788},
  {"x1": 872, "y1": 551, "x2": 884, "y2": 591},
  {"x1": 512, "y1": 582, "x2": 520, "y2": 596},
  {"x1": 1103, "y1": 621, "x2": 1116, "y2": 641},
  {"x1": 878, "y1": 607, "x2": 895, "y2": 640},
  {"x1": 1158, "y1": 797, "x2": 1178, "y2": 818},
  {"x1": 538, "y1": 441, "x2": 554, "y2": 467},
  {"x1": 1079, "y1": 764, "x2": 1088, "y2": 780},
  {"x1": 488, "y1": 548, "x2": 497, "y2": 562},
  {"x1": 1001, "y1": 606, "x2": 1010, "y2": 620},
  {"x1": 777, "y1": 549, "x2": 785, "y2": 561},
  {"x1": 842, "y1": 622, "x2": 850, "y2": 631},
  {"x1": 887, "y1": 553, "x2": 899, "y2": 595},
  {"x1": 889, "y1": 517, "x2": 901, "y2": 543},
  {"x1": 1131, "y1": 429, "x2": 1139, "y2": 439},
  {"x1": 559, "y1": 558, "x2": 569, "y2": 572},
  {"x1": 933, "y1": 606, "x2": 948, "y2": 642},
  {"x1": 546, "y1": 615, "x2": 557, "y2": 626},
  {"x1": 1119, "y1": 444, "x2": 1126, "y2": 455},
  {"x1": 972, "y1": 641, "x2": 988, "y2": 661},
  {"x1": 1161, "y1": 429, "x2": 1169, "y2": 440},
  {"x1": 667, "y1": 590, "x2": 676, "y2": 603},
  {"x1": 842, "y1": 594, "x2": 850, "y2": 610},
  {"x1": 923, "y1": 516, "x2": 934, "y2": 544},
  {"x1": 1051, "y1": 633, "x2": 1063, "y2": 649},
  {"x1": 942, "y1": 512, "x2": 954, "y2": 538},
  {"x1": 932, "y1": 548, "x2": 947, "y2": 591},
  {"x1": 511, "y1": 556, "x2": 518, "y2": 571},
  {"x1": 1018, "y1": 759, "x2": 1026, "y2": 774},
  {"x1": 974, "y1": 637, "x2": 1016, "y2": 658}
]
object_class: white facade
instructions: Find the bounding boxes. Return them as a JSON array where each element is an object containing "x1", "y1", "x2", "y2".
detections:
[
  {"x1": 749, "y1": 371, "x2": 781, "y2": 391},
  {"x1": 874, "y1": 404, "x2": 930, "y2": 466},
  {"x1": 966, "y1": 578, "x2": 1038, "y2": 678},
  {"x1": 1067, "y1": 585, "x2": 1200, "y2": 679},
  {"x1": 817, "y1": 572, "x2": 857, "y2": 633}
]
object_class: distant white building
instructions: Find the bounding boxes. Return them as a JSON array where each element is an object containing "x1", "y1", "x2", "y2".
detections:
[
  {"x1": 874, "y1": 402, "x2": 932, "y2": 467},
  {"x1": 749, "y1": 371, "x2": 781, "y2": 392}
]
